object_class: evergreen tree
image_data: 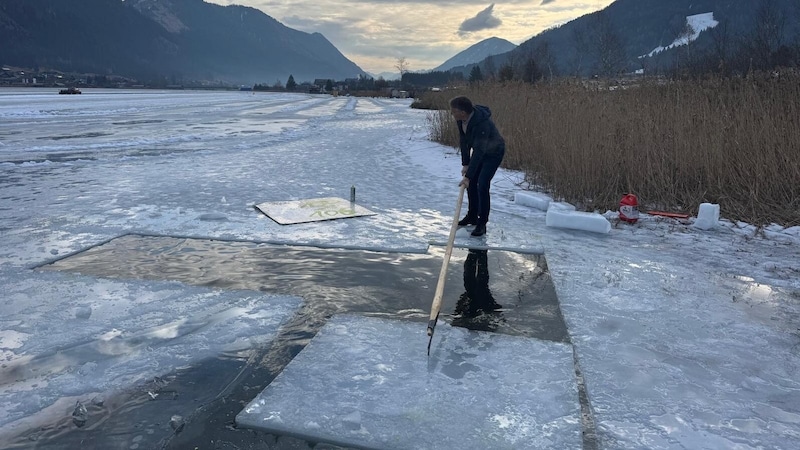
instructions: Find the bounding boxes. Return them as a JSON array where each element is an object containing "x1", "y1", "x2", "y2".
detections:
[
  {"x1": 325, "y1": 79, "x2": 334, "y2": 92},
  {"x1": 356, "y1": 74, "x2": 373, "y2": 90},
  {"x1": 522, "y1": 57, "x2": 542, "y2": 83},
  {"x1": 375, "y1": 77, "x2": 389, "y2": 90},
  {"x1": 498, "y1": 64, "x2": 514, "y2": 82},
  {"x1": 286, "y1": 74, "x2": 297, "y2": 91},
  {"x1": 484, "y1": 55, "x2": 496, "y2": 80},
  {"x1": 468, "y1": 66, "x2": 483, "y2": 84}
]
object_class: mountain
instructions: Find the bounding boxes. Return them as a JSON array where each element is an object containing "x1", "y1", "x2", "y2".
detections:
[
  {"x1": 0, "y1": 0, "x2": 366, "y2": 84},
  {"x1": 453, "y1": 0, "x2": 800, "y2": 77},
  {"x1": 432, "y1": 37, "x2": 517, "y2": 72}
]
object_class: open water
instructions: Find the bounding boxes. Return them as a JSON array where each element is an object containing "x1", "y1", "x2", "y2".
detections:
[{"x1": 29, "y1": 235, "x2": 565, "y2": 449}]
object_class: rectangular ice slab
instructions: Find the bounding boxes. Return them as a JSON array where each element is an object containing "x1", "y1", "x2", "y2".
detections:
[
  {"x1": 548, "y1": 201, "x2": 576, "y2": 211},
  {"x1": 255, "y1": 197, "x2": 376, "y2": 225},
  {"x1": 514, "y1": 191, "x2": 552, "y2": 210},
  {"x1": 236, "y1": 314, "x2": 581, "y2": 450},
  {"x1": 546, "y1": 208, "x2": 611, "y2": 234}
]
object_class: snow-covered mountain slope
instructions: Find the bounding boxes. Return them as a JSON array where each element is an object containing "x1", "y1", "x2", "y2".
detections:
[
  {"x1": 432, "y1": 37, "x2": 517, "y2": 72},
  {"x1": 643, "y1": 12, "x2": 719, "y2": 58}
]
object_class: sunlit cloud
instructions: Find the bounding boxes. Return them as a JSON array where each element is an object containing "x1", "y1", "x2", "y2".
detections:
[{"x1": 205, "y1": 0, "x2": 615, "y2": 73}]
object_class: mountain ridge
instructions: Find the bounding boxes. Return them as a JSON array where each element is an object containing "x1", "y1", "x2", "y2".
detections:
[
  {"x1": 450, "y1": 0, "x2": 800, "y2": 78},
  {"x1": 0, "y1": 0, "x2": 366, "y2": 84},
  {"x1": 432, "y1": 37, "x2": 517, "y2": 72}
]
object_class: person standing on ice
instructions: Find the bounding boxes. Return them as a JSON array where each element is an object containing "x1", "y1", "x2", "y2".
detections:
[{"x1": 449, "y1": 96, "x2": 506, "y2": 237}]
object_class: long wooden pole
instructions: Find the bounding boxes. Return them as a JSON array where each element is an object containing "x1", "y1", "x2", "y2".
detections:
[{"x1": 427, "y1": 185, "x2": 465, "y2": 355}]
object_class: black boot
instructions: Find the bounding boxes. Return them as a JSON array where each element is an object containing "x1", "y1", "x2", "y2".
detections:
[
  {"x1": 458, "y1": 216, "x2": 477, "y2": 227},
  {"x1": 470, "y1": 223, "x2": 486, "y2": 237}
]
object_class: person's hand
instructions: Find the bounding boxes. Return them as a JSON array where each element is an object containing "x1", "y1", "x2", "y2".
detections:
[
  {"x1": 459, "y1": 177, "x2": 470, "y2": 188},
  {"x1": 461, "y1": 165, "x2": 468, "y2": 176}
]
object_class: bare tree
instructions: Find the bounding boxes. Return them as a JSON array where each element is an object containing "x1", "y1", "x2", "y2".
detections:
[
  {"x1": 569, "y1": 24, "x2": 590, "y2": 77},
  {"x1": 748, "y1": 0, "x2": 787, "y2": 70},
  {"x1": 709, "y1": 20, "x2": 732, "y2": 75},
  {"x1": 395, "y1": 57, "x2": 409, "y2": 80},
  {"x1": 533, "y1": 41, "x2": 556, "y2": 80},
  {"x1": 505, "y1": 51, "x2": 517, "y2": 79},
  {"x1": 521, "y1": 51, "x2": 542, "y2": 84},
  {"x1": 590, "y1": 11, "x2": 627, "y2": 77},
  {"x1": 483, "y1": 55, "x2": 496, "y2": 81},
  {"x1": 680, "y1": 22, "x2": 696, "y2": 49},
  {"x1": 672, "y1": 22, "x2": 698, "y2": 77},
  {"x1": 795, "y1": 2, "x2": 800, "y2": 65}
]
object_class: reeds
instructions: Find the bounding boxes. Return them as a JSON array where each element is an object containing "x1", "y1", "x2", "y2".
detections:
[{"x1": 421, "y1": 74, "x2": 800, "y2": 227}]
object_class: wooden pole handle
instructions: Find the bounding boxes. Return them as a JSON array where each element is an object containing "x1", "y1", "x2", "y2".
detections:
[{"x1": 427, "y1": 185, "x2": 465, "y2": 339}]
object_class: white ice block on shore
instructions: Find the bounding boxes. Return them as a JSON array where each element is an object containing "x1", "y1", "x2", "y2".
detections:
[
  {"x1": 514, "y1": 192, "x2": 552, "y2": 210},
  {"x1": 546, "y1": 208, "x2": 611, "y2": 234},
  {"x1": 694, "y1": 203, "x2": 720, "y2": 230},
  {"x1": 548, "y1": 201, "x2": 576, "y2": 211}
]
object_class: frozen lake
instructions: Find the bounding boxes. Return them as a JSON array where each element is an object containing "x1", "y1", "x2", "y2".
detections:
[
  {"x1": 1, "y1": 88, "x2": 574, "y2": 449},
  {"x1": 2, "y1": 87, "x2": 799, "y2": 449}
]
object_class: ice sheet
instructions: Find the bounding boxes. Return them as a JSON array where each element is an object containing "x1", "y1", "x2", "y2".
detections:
[
  {"x1": 0, "y1": 267, "x2": 302, "y2": 439},
  {"x1": 3, "y1": 89, "x2": 800, "y2": 448},
  {"x1": 255, "y1": 196, "x2": 377, "y2": 224},
  {"x1": 236, "y1": 314, "x2": 581, "y2": 450}
]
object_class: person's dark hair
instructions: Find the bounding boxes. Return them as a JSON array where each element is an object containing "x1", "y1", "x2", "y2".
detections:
[{"x1": 449, "y1": 96, "x2": 474, "y2": 114}]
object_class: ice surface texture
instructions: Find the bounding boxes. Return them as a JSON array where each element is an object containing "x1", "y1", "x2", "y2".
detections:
[{"x1": 237, "y1": 314, "x2": 581, "y2": 450}]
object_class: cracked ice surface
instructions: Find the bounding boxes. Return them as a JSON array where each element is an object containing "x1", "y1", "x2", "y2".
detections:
[{"x1": 1, "y1": 88, "x2": 799, "y2": 448}]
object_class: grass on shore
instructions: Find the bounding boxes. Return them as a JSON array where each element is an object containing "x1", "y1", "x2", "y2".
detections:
[{"x1": 416, "y1": 74, "x2": 800, "y2": 228}]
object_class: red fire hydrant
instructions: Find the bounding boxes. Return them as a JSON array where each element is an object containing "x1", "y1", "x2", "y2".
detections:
[{"x1": 619, "y1": 194, "x2": 639, "y2": 224}]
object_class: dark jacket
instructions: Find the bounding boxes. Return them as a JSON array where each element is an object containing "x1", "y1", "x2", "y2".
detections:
[{"x1": 457, "y1": 105, "x2": 505, "y2": 180}]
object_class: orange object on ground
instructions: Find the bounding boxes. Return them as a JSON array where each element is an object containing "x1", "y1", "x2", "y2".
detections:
[{"x1": 647, "y1": 211, "x2": 690, "y2": 219}]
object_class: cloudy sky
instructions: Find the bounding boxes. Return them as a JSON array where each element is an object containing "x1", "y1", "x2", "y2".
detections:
[{"x1": 207, "y1": 0, "x2": 615, "y2": 75}]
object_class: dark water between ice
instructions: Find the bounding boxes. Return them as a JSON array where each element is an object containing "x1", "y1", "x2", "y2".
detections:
[{"x1": 24, "y1": 235, "x2": 568, "y2": 449}]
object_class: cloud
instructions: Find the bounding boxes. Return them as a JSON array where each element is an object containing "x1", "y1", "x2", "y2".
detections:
[
  {"x1": 540, "y1": 0, "x2": 557, "y2": 4},
  {"x1": 209, "y1": 0, "x2": 616, "y2": 72},
  {"x1": 458, "y1": 4, "x2": 502, "y2": 36}
]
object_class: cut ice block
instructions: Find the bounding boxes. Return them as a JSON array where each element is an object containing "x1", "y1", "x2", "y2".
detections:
[
  {"x1": 514, "y1": 192, "x2": 552, "y2": 210},
  {"x1": 236, "y1": 314, "x2": 581, "y2": 450},
  {"x1": 694, "y1": 203, "x2": 720, "y2": 230},
  {"x1": 548, "y1": 201, "x2": 576, "y2": 211},
  {"x1": 546, "y1": 208, "x2": 611, "y2": 234}
]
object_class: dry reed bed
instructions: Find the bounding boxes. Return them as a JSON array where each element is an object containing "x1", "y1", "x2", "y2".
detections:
[{"x1": 420, "y1": 75, "x2": 800, "y2": 227}]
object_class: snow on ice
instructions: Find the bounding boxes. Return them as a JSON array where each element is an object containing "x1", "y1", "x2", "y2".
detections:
[{"x1": 1, "y1": 88, "x2": 799, "y2": 449}]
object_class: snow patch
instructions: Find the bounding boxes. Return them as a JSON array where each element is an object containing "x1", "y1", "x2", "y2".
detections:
[{"x1": 643, "y1": 12, "x2": 719, "y2": 58}]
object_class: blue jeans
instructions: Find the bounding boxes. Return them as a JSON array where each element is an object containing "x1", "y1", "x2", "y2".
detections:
[{"x1": 466, "y1": 150, "x2": 504, "y2": 225}]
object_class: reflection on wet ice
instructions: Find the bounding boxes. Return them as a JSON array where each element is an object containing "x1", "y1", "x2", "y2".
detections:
[{"x1": 452, "y1": 249, "x2": 504, "y2": 333}]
